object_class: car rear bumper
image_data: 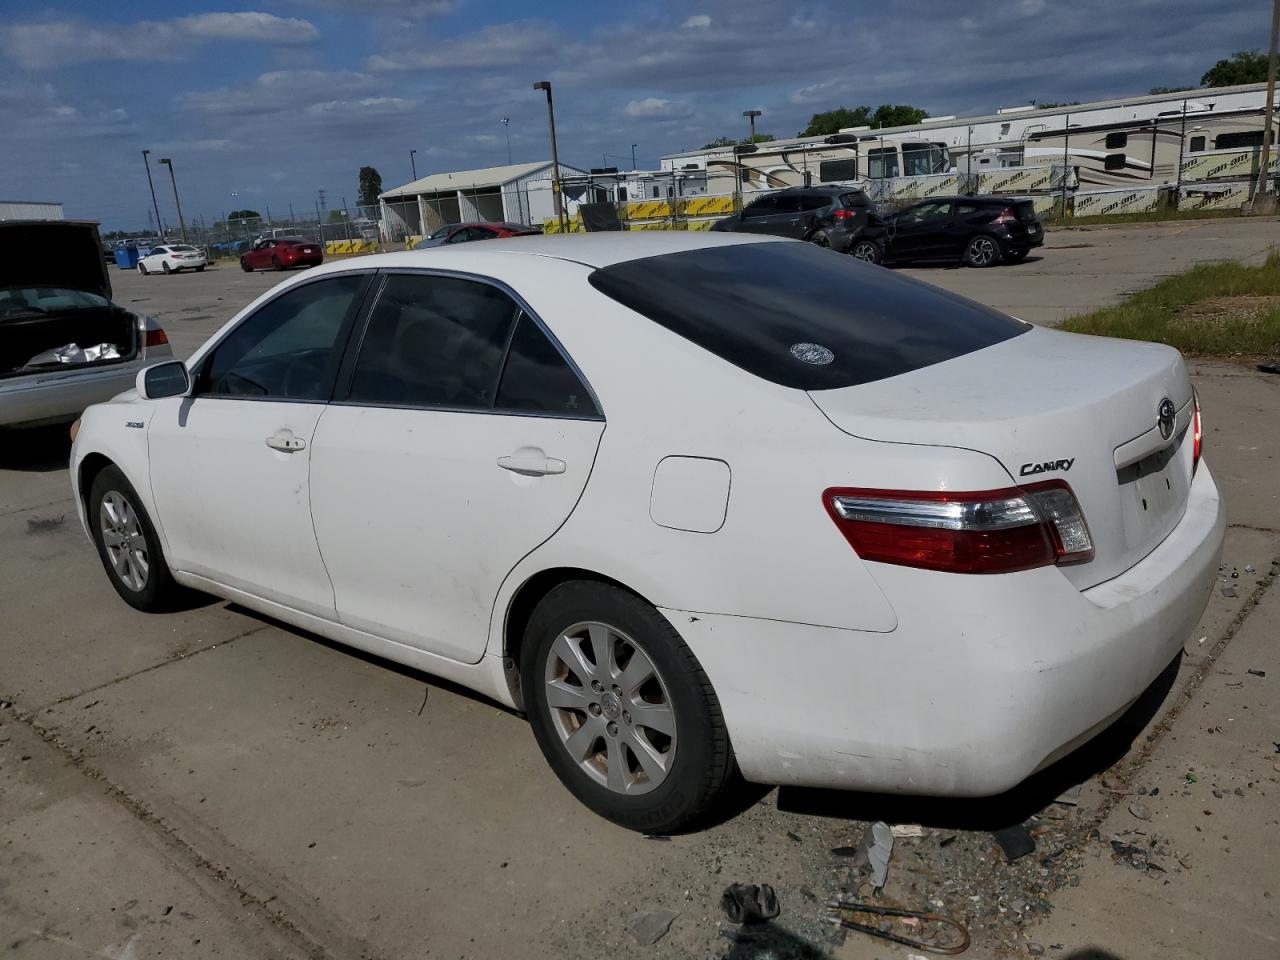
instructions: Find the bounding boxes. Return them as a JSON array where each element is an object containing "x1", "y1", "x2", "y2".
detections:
[
  {"x1": 0, "y1": 360, "x2": 152, "y2": 427},
  {"x1": 666, "y1": 462, "x2": 1224, "y2": 794}
]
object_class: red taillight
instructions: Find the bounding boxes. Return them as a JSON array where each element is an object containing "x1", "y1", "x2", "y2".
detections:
[
  {"x1": 831, "y1": 208, "x2": 854, "y2": 220},
  {"x1": 1192, "y1": 394, "x2": 1202, "y2": 473},
  {"x1": 990, "y1": 207, "x2": 1016, "y2": 225},
  {"x1": 824, "y1": 480, "x2": 1094, "y2": 574},
  {"x1": 145, "y1": 328, "x2": 168, "y2": 348}
]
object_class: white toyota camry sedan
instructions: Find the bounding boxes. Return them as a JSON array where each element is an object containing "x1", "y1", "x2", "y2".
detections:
[{"x1": 70, "y1": 233, "x2": 1224, "y2": 832}]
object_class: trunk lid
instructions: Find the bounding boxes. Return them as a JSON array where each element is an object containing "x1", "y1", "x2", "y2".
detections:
[
  {"x1": 0, "y1": 221, "x2": 112, "y2": 300},
  {"x1": 809, "y1": 326, "x2": 1194, "y2": 589}
]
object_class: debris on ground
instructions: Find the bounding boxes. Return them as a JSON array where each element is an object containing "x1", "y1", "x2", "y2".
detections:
[
  {"x1": 1247, "y1": 668, "x2": 1266, "y2": 677},
  {"x1": 827, "y1": 900, "x2": 970, "y2": 955},
  {"x1": 891, "y1": 823, "x2": 926, "y2": 839},
  {"x1": 991, "y1": 824, "x2": 1037, "y2": 863},
  {"x1": 720, "y1": 883, "x2": 780, "y2": 925},
  {"x1": 631, "y1": 909, "x2": 679, "y2": 945},
  {"x1": 1053, "y1": 783, "x2": 1083, "y2": 806},
  {"x1": 1109, "y1": 834, "x2": 1167, "y2": 875},
  {"x1": 1221, "y1": 585, "x2": 1239, "y2": 598},
  {"x1": 1128, "y1": 800, "x2": 1153, "y2": 821}
]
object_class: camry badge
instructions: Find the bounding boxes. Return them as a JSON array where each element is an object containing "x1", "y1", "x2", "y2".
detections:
[{"x1": 1157, "y1": 397, "x2": 1175, "y2": 440}]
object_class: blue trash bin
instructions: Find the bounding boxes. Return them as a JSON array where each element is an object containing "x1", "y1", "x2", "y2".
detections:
[{"x1": 114, "y1": 246, "x2": 140, "y2": 269}]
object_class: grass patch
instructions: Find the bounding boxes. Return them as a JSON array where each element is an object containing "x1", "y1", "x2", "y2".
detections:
[
  {"x1": 1059, "y1": 250, "x2": 1280, "y2": 356},
  {"x1": 1045, "y1": 207, "x2": 1244, "y2": 228}
]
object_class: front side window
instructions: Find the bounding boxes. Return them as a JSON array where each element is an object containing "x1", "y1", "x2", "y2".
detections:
[
  {"x1": 742, "y1": 196, "x2": 777, "y2": 218},
  {"x1": 199, "y1": 274, "x2": 367, "y2": 400},
  {"x1": 347, "y1": 274, "x2": 518, "y2": 410},
  {"x1": 898, "y1": 200, "x2": 951, "y2": 224},
  {"x1": 867, "y1": 148, "x2": 899, "y2": 179}
]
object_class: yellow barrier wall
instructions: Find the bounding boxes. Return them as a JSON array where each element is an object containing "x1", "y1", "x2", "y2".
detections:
[{"x1": 324, "y1": 239, "x2": 379, "y2": 255}]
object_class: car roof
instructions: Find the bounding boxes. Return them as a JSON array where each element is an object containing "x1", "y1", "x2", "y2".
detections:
[{"x1": 393, "y1": 231, "x2": 779, "y2": 269}]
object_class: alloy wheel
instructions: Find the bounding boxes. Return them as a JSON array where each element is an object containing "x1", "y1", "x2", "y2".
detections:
[
  {"x1": 853, "y1": 241, "x2": 880, "y2": 262},
  {"x1": 543, "y1": 621, "x2": 676, "y2": 795},
  {"x1": 99, "y1": 491, "x2": 149, "y2": 592},
  {"x1": 968, "y1": 237, "x2": 997, "y2": 266}
]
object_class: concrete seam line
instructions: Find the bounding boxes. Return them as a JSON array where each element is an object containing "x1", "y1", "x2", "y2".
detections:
[
  {"x1": 33, "y1": 622, "x2": 273, "y2": 714},
  {"x1": 9, "y1": 709, "x2": 355, "y2": 960},
  {"x1": 1226, "y1": 522, "x2": 1280, "y2": 534},
  {"x1": 1079, "y1": 549, "x2": 1279, "y2": 831},
  {"x1": 0, "y1": 497, "x2": 75, "y2": 519}
]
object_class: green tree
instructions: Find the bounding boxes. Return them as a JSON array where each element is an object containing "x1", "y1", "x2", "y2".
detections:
[
  {"x1": 1034, "y1": 101, "x2": 1081, "y2": 110},
  {"x1": 799, "y1": 104, "x2": 927, "y2": 137},
  {"x1": 799, "y1": 106, "x2": 872, "y2": 137},
  {"x1": 1201, "y1": 50, "x2": 1269, "y2": 87},
  {"x1": 226, "y1": 209, "x2": 261, "y2": 221},
  {"x1": 1148, "y1": 85, "x2": 1192, "y2": 95},
  {"x1": 700, "y1": 133, "x2": 776, "y2": 149},
  {"x1": 358, "y1": 165, "x2": 383, "y2": 207}
]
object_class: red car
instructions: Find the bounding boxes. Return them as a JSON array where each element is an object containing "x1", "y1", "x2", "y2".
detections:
[
  {"x1": 240, "y1": 236, "x2": 324, "y2": 272},
  {"x1": 414, "y1": 221, "x2": 541, "y2": 249}
]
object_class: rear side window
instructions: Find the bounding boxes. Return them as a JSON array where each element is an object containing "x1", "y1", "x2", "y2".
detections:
[
  {"x1": 496, "y1": 313, "x2": 598, "y2": 417},
  {"x1": 796, "y1": 194, "x2": 831, "y2": 212},
  {"x1": 840, "y1": 193, "x2": 870, "y2": 209},
  {"x1": 347, "y1": 274, "x2": 518, "y2": 409},
  {"x1": 819, "y1": 159, "x2": 857, "y2": 182},
  {"x1": 588, "y1": 242, "x2": 1028, "y2": 391},
  {"x1": 1104, "y1": 154, "x2": 1127, "y2": 171}
]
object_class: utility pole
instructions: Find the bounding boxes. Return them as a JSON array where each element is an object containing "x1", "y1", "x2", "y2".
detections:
[
  {"x1": 1174, "y1": 99, "x2": 1189, "y2": 211},
  {"x1": 1060, "y1": 113, "x2": 1071, "y2": 220},
  {"x1": 289, "y1": 202, "x2": 296, "y2": 226},
  {"x1": 631, "y1": 144, "x2": 638, "y2": 171},
  {"x1": 743, "y1": 109, "x2": 761, "y2": 142},
  {"x1": 502, "y1": 118, "x2": 512, "y2": 165},
  {"x1": 141, "y1": 150, "x2": 162, "y2": 240},
  {"x1": 158, "y1": 157, "x2": 185, "y2": 240},
  {"x1": 409, "y1": 149, "x2": 418, "y2": 180},
  {"x1": 1255, "y1": 0, "x2": 1280, "y2": 211},
  {"x1": 533, "y1": 81, "x2": 564, "y2": 223}
]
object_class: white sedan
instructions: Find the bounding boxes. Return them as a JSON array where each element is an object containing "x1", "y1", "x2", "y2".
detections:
[
  {"x1": 138, "y1": 244, "x2": 207, "y2": 275},
  {"x1": 70, "y1": 233, "x2": 1224, "y2": 832}
]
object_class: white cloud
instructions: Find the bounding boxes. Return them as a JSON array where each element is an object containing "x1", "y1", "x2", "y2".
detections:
[
  {"x1": 682, "y1": 14, "x2": 712, "y2": 29},
  {"x1": 366, "y1": 20, "x2": 562, "y2": 70},
  {"x1": 305, "y1": 96, "x2": 419, "y2": 117},
  {"x1": 1, "y1": 12, "x2": 319, "y2": 69},
  {"x1": 625, "y1": 97, "x2": 695, "y2": 119}
]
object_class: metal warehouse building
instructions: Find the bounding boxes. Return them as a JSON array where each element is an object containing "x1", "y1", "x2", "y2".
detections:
[
  {"x1": 378, "y1": 160, "x2": 584, "y2": 241},
  {"x1": 0, "y1": 200, "x2": 65, "y2": 221}
]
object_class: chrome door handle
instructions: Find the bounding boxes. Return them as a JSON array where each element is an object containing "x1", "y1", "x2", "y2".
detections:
[
  {"x1": 497, "y1": 449, "x2": 566, "y2": 477},
  {"x1": 265, "y1": 431, "x2": 306, "y2": 452}
]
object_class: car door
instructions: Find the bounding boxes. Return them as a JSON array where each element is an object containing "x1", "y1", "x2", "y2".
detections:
[
  {"x1": 147, "y1": 272, "x2": 373, "y2": 617},
  {"x1": 952, "y1": 200, "x2": 997, "y2": 256},
  {"x1": 885, "y1": 200, "x2": 953, "y2": 260},
  {"x1": 735, "y1": 195, "x2": 777, "y2": 233},
  {"x1": 145, "y1": 246, "x2": 166, "y2": 270},
  {"x1": 308, "y1": 271, "x2": 606, "y2": 664},
  {"x1": 763, "y1": 193, "x2": 806, "y2": 238}
]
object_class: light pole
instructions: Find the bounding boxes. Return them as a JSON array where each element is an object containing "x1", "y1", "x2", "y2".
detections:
[
  {"x1": 631, "y1": 144, "x2": 638, "y2": 171},
  {"x1": 502, "y1": 117, "x2": 512, "y2": 165},
  {"x1": 158, "y1": 157, "x2": 185, "y2": 240},
  {"x1": 533, "y1": 81, "x2": 564, "y2": 223},
  {"x1": 1256, "y1": 0, "x2": 1279, "y2": 206},
  {"x1": 743, "y1": 109, "x2": 762, "y2": 143},
  {"x1": 409, "y1": 149, "x2": 418, "y2": 181},
  {"x1": 141, "y1": 150, "x2": 163, "y2": 239}
]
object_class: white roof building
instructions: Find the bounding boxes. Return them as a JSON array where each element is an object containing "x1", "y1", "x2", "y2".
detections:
[
  {"x1": 378, "y1": 160, "x2": 585, "y2": 239},
  {"x1": 0, "y1": 200, "x2": 65, "y2": 221}
]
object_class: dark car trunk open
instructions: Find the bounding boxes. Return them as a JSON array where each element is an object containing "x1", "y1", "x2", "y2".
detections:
[{"x1": 0, "y1": 220, "x2": 139, "y2": 380}]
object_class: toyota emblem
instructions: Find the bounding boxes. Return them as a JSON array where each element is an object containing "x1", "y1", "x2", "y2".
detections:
[{"x1": 1157, "y1": 397, "x2": 1175, "y2": 440}]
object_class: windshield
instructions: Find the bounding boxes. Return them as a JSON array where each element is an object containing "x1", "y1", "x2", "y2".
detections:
[
  {"x1": 0, "y1": 287, "x2": 112, "y2": 318},
  {"x1": 430, "y1": 225, "x2": 453, "y2": 239},
  {"x1": 587, "y1": 242, "x2": 1028, "y2": 390},
  {"x1": 170, "y1": 244, "x2": 197, "y2": 252}
]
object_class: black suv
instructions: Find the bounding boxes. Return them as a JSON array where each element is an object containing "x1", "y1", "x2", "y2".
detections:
[
  {"x1": 879, "y1": 195, "x2": 1044, "y2": 267},
  {"x1": 711, "y1": 186, "x2": 883, "y2": 256}
]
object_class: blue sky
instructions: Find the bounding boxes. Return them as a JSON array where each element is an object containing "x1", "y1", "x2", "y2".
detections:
[{"x1": 0, "y1": 0, "x2": 1268, "y2": 230}]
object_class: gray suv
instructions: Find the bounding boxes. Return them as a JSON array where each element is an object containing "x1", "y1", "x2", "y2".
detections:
[{"x1": 711, "y1": 186, "x2": 881, "y2": 255}]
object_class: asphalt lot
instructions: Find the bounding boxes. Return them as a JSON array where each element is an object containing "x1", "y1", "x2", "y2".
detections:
[{"x1": 2, "y1": 218, "x2": 1279, "y2": 959}]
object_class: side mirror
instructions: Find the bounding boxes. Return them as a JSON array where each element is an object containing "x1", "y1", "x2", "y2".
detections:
[{"x1": 136, "y1": 360, "x2": 190, "y2": 400}]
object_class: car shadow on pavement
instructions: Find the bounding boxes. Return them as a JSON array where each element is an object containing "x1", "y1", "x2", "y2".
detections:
[
  {"x1": 776, "y1": 655, "x2": 1181, "y2": 832},
  {"x1": 0, "y1": 425, "x2": 72, "y2": 472},
  {"x1": 723, "y1": 921, "x2": 836, "y2": 959}
]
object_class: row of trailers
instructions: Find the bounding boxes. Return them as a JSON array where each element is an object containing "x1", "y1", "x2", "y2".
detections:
[{"x1": 546, "y1": 81, "x2": 1278, "y2": 232}]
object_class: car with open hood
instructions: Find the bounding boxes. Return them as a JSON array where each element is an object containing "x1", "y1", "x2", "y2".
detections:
[{"x1": 0, "y1": 221, "x2": 173, "y2": 428}]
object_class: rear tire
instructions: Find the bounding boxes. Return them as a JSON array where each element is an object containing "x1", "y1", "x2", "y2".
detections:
[
  {"x1": 522, "y1": 581, "x2": 735, "y2": 833},
  {"x1": 851, "y1": 239, "x2": 883, "y2": 264},
  {"x1": 272, "y1": 255, "x2": 282, "y2": 271},
  {"x1": 89, "y1": 465, "x2": 184, "y2": 612},
  {"x1": 240, "y1": 257, "x2": 252, "y2": 272},
  {"x1": 963, "y1": 235, "x2": 1000, "y2": 268},
  {"x1": 162, "y1": 261, "x2": 172, "y2": 275},
  {"x1": 809, "y1": 229, "x2": 831, "y2": 248}
]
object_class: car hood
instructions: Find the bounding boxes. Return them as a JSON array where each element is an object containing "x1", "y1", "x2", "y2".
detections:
[{"x1": 0, "y1": 221, "x2": 111, "y2": 300}]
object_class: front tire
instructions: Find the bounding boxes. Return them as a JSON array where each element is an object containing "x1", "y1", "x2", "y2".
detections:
[
  {"x1": 522, "y1": 581, "x2": 735, "y2": 833},
  {"x1": 851, "y1": 238, "x2": 883, "y2": 264},
  {"x1": 138, "y1": 263, "x2": 148, "y2": 275},
  {"x1": 196, "y1": 264, "x2": 205, "y2": 272},
  {"x1": 89, "y1": 465, "x2": 183, "y2": 612},
  {"x1": 963, "y1": 234, "x2": 1000, "y2": 267}
]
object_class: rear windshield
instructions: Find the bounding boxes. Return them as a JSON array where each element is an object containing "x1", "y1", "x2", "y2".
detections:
[{"x1": 587, "y1": 242, "x2": 1028, "y2": 390}]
